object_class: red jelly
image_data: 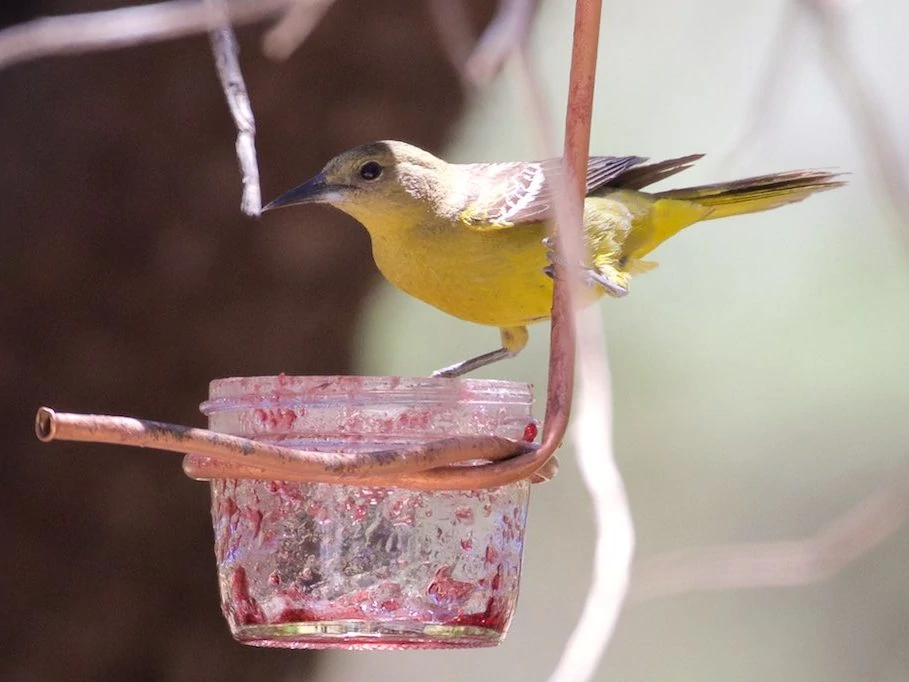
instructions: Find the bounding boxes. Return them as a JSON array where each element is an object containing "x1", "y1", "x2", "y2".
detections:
[{"x1": 200, "y1": 375, "x2": 536, "y2": 649}]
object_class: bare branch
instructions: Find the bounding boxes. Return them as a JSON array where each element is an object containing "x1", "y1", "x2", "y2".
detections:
[
  {"x1": 0, "y1": 0, "x2": 291, "y2": 73},
  {"x1": 261, "y1": 0, "x2": 335, "y2": 62},
  {"x1": 426, "y1": 0, "x2": 476, "y2": 80},
  {"x1": 724, "y1": 0, "x2": 908, "y2": 255},
  {"x1": 206, "y1": 0, "x2": 261, "y2": 216},
  {"x1": 718, "y1": 2, "x2": 804, "y2": 165},
  {"x1": 631, "y1": 467, "x2": 909, "y2": 602},
  {"x1": 802, "y1": 0, "x2": 909, "y2": 256},
  {"x1": 0, "y1": 0, "x2": 339, "y2": 214},
  {"x1": 548, "y1": 0, "x2": 634, "y2": 675},
  {"x1": 511, "y1": 2, "x2": 635, "y2": 680},
  {"x1": 465, "y1": 0, "x2": 541, "y2": 85},
  {"x1": 512, "y1": 48, "x2": 558, "y2": 152},
  {"x1": 618, "y1": 0, "x2": 909, "y2": 614}
]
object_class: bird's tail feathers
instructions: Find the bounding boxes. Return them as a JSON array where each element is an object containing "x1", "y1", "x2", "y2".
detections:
[
  {"x1": 610, "y1": 154, "x2": 705, "y2": 191},
  {"x1": 656, "y1": 169, "x2": 846, "y2": 220}
]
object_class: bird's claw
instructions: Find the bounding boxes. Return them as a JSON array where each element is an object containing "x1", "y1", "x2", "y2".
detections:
[
  {"x1": 585, "y1": 268, "x2": 629, "y2": 298},
  {"x1": 432, "y1": 346, "x2": 514, "y2": 377},
  {"x1": 542, "y1": 238, "x2": 628, "y2": 298}
]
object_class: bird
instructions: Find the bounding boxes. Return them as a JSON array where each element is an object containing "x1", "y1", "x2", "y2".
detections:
[{"x1": 265, "y1": 140, "x2": 844, "y2": 377}]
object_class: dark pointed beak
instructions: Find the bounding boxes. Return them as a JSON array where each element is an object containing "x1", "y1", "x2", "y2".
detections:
[{"x1": 264, "y1": 173, "x2": 339, "y2": 212}]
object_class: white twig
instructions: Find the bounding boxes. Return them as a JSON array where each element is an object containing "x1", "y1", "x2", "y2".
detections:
[
  {"x1": 724, "y1": 0, "x2": 908, "y2": 255},
  {"x1": 512, "y1": 48, "x2": 558, "y2": 152},
  {"x1": 718, "y1": 1, "x2": 803, "y2": 165},
  {"x1": 514, "y1": 17, "x2": 634, "y2": 682},
  {"x1": 0, "y1": 0, "x2": 290, "y2": 72},
  {"x1": 465, "y1": 0, "x2": 541, "y2": 85},
  {"x1": 426, "y1": 0, "x2": 476, "y2": 79},
  {"x1": 207, "y1": 0, "x2": 261, "y2": 216},
  {"x1": 550, "y1": 309, "x2": 632, "y2": 682},
  {"x1": 261, "y1": 0, "x2": 335, "y2": 61},
  {"x1": 631, "y1": 468, "x2": 909, "y2": 602},
  {"x1": 803, "y1": 0, "x2": 909, "y2": 256}
]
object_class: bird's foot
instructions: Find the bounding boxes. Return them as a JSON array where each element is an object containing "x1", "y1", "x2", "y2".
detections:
[
  {"x1": 542, "y1": 238, "x2": 628, "y2": 298},
  {"x1": 432, "y1": 347, "x2": 514, "y2": 378},
  {"x1": 434, "y1": 327, "x2": 527, "y2": 377}
]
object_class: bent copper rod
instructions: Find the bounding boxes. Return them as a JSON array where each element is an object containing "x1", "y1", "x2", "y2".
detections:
[
  {"x1": 35, "y1": 407, "x2": 537, "y2": 488},
  {"x1": 32, "y1": 0, "x2": 599, "y2": 490},
  {"x1": 37, "y1": 402, "x2": 559, "y2": 489},
  {"x1": 181, "y1": 452, "x2": 559, "y2": 490}
]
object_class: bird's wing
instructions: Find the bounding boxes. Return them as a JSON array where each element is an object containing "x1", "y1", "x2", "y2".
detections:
[
  {"x1": 601, "y1": 154, "x2": 704, "y2": 191},
  {"x1": 458, "y1": 155, "x2": 647, "y2": 229}
]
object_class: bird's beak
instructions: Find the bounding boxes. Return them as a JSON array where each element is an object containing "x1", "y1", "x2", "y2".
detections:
[{"x1": 264, "y1": 173, "x2": 346, "y2": 212}]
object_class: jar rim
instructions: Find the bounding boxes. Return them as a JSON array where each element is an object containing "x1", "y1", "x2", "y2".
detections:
[{"x1": 201, "y1": 375, "x2": 534, "y2": 415}]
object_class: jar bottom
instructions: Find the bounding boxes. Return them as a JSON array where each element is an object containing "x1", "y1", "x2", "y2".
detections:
[{"x1": 232, "y1": 620, "x2": 504, "y2": 650}]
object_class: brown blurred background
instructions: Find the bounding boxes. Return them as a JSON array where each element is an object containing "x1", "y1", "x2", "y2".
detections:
[
  {"x1": 5, "y1": 1, "x2": 909, "y2": 681},
  {"x1": 0, "y1": 1, "x2": 493, "y2": 679}
]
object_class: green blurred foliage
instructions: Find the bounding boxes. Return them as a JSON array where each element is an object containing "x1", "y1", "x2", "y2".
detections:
[{"x1": 328, "y1": 0, "x2": 909, "y2": 679}]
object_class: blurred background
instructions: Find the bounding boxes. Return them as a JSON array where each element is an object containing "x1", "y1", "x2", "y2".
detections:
[{"x1": 3, "y1": 0, "x2": 909, "y2": 680}]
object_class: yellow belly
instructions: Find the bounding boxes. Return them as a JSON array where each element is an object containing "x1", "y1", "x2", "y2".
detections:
[{"x1": 370, "y1": 220, "x2": 559, "y2": 328}]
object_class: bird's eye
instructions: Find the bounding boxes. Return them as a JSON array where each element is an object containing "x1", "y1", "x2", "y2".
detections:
[{"x1": 359, "y1": 161, "x2": 383, "y2": 181}]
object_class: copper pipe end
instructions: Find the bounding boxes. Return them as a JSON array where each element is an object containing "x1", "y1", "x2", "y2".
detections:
[{"x1": 35, "y1": 407, "x2": 56, "y2": 442}]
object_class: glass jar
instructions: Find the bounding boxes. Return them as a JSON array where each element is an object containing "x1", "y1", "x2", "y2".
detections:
[{"x1": 198, "y1": 375, "x2": 537, "y2": 650}]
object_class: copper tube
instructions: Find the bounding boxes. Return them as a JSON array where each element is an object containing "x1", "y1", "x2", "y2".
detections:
[
  {"x1": 35, "y1": 407, "x2": 534, "y2": 486},
  {"x1": 34, "y1": 0, "x2": 598, "y2": 491},
  {"x1": 408, "y1": 0, "x2": 604, "y2": 488},
  {"x1": 514, "y1": 0, "x2": 601, "y2": 474},
  {"x1": 182, "y1": 452, "x2": 559, "y2": 489},
  {"x1": 563, "y1": 0, "x2": 601, "y2": 197}
]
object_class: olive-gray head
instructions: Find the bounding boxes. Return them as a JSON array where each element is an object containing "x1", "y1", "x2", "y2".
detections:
[{"x1": 265, "y1": 141, "x2": 455, "y2": 228}]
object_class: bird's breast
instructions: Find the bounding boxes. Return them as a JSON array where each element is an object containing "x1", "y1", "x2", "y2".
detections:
[{"x1": 368, "y1": 220, "x2": 557, "y2": 328}]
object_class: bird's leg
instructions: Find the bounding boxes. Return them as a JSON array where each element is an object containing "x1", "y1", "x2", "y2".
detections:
[
  {"x1": 432, "y1": 326, "x2": 529, "y2": 378},
  {"x1": 542, "y1": 236, "x2": 629, "y2": 298},
  {"x1": 431, "y1": 348, "x2": 513, "y2": 378}
]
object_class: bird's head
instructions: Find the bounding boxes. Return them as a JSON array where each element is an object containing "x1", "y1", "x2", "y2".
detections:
[{"x1": 265, "y1": 141, "x2": 453, "y2": 231}]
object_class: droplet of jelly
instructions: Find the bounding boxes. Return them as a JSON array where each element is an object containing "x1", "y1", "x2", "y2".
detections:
[{"x1": 522, "y1": 421, "x2": 538, "y2": 442}]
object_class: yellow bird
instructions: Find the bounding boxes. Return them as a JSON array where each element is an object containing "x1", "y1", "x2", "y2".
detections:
[{"x1": 266, "y1": 141, "x2": 843, "y2": 376}]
